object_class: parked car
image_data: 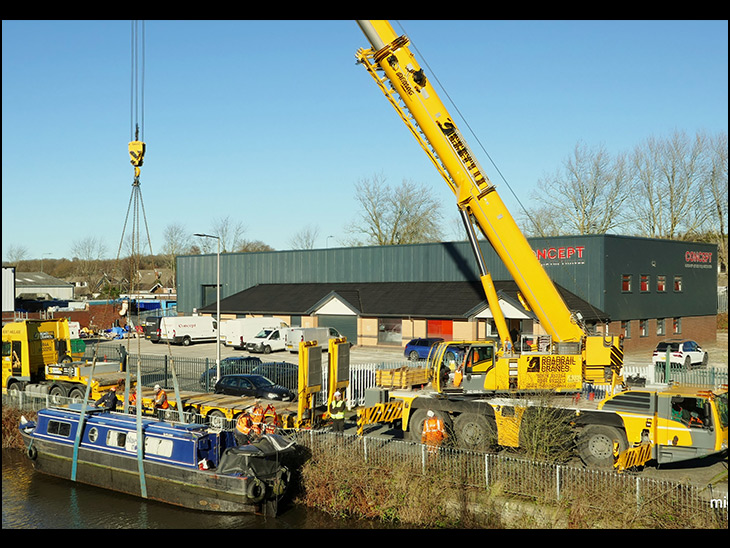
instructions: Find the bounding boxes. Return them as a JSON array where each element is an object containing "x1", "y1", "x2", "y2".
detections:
[
  {"x1": 404, "y1": 337, "x2": 444, "y2": 361},
  {"x1": 252, "y1": 362, "x2": 298, "y2": 390},
  {"x1": 213, "y1": 374, "x2": 295, "y2": 402},
  {"x1": 199, "y1": 356, "x2": 262, "y2": 389},
  {"x1": 652, "y1": 340, "x2": 708, "y2": 370}
]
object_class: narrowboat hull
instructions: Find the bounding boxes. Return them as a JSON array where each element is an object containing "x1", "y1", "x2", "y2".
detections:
[{"x1": 19, "y1": 407, "x2": 295, "y2": 515}]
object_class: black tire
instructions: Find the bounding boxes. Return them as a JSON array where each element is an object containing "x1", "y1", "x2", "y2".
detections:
[
  {"x1": 405, "y1": 408, "x2": 452, "y2": 443},
  {"x1": 246, "y1": 478, "x2": 266, "y2": 503},
  {"x1": 8, "y1": 382, "x2": 22, "y2": 395},
  {"x1": 701, "y1": 353, "x2": 708, "y2": 367},
  {"x1": 27, "y1": 445, "x2": 38, "y2": 461},
  {"x1": 453, "y1": 413, "x2": 498, "y2": 451},
  {"x1": 182, "y1": 336, "x2": 191, "y2": 347},
  {"x1": 577, "y1": 424, "x2": 627, "y2": 468},
  {"x1": 263, "y1": 345, "x2": 271, "y2": 354},
  {"x1": 68, "y1": 387, "x2": 86, "y2": 402},
  {"x1": 49, "y1": 385, "x2": 67, "y2": 404},
  {"x1": 683, "y1": 355, "x2": 691, "y2": 371},
  {"x1": 408, "y1": 350, "x2": 419, "y2": 361},
  {"x1": 208, "y1": 410, "x2": 227, "y2": 429}
]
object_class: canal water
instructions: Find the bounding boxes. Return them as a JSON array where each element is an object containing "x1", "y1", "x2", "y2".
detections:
[{"x1": 1, "y1": 449, "x2": 388, "y2": 529}]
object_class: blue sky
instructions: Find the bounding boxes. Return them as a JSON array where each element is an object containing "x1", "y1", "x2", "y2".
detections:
[{"x1": 2, "y1": 20, "x2": 728, "y2": 261}]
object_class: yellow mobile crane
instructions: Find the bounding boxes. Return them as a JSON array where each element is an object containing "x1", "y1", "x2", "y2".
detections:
[{"x1": 354, "y1": 21, "x2": 727, "y2": 468}]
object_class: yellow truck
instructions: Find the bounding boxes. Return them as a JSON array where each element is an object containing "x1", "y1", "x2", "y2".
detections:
[{"x1": 2, "y1": 319, "x2": 125, "y2": 402}]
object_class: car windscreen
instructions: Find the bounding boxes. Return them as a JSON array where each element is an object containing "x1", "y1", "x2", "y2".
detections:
[
  {"x1": 249, "y1": 375, "x2": 275, "y2": 388},
  {"x1": 254, "y1": 329, "x2": 273, "y2": 338}
]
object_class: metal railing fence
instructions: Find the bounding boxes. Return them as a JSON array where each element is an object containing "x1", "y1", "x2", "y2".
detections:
[{"x1": 82, "y1": 343, "x2": 416, "y2": 406}]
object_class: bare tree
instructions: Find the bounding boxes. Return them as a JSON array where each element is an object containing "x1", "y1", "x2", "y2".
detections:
[
  {"x1": 71, "y1": 236, "x2": 107, "y2": 283},
  {"x1": 526, "y1": 142, "x2": 632, "y2": 235},
  {"x1": 289, "y1": 225, "x2": 320, "y2": 250},
  {"x1": 161, "y1": 223, "x2": 191, "y2": 288},
  {"x1": 703, "y1": 131, "x2": 728, "y2": 272},
  {"x1": 236, "y1": 240, "x2": 275, "y2": 252},
  {"x1": 629, "y1": 130, "x2": 708, "y2": 239},
  {"x1": 4, "y1": 244, "x2": 29, "y2": 265},
  {"x1": 197, "y1": 216, "x2": 246, "y2": 253},
  {"x1": 348, "y1": 173, "x2": 444, "y2": 245}
]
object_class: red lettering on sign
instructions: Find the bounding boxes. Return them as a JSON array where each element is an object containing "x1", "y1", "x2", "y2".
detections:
[{"x1": 685, "y1": 251, "x2": 712, "y2": 263}]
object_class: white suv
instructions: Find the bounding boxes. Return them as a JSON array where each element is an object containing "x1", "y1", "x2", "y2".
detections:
[{"x1": 652, "y1": 340, "x2": 708, "y2": 370}]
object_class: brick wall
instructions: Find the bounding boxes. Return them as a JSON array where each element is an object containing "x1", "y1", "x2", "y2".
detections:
[{"x1": 608, "y1": 315, "x2": 717, "y2": 354}]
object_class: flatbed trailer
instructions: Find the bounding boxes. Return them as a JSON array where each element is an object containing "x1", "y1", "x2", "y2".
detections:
[{"x1": 130, "y1": 387, "x2": 298, "y2": 428}]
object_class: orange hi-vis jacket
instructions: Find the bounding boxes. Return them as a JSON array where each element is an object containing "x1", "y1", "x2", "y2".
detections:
[
  {"x1": 421, "y1": 416, "x2": 446, "y2": 447},
  {"x1": 236, "y1": 412, "x2": 253, "y2": 435},
  {"x1": 154, "y1": 389, "x2": 169, "y2": 409}
]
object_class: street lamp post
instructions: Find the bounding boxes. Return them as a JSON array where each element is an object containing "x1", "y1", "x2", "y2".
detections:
[{"x1": 194, "y1": 233, "x2": 221, "y2": 384}]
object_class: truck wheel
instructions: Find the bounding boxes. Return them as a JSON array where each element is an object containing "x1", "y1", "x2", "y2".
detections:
[
  {"x1": 50, "y1": 385, "x2": 67, "y2": 404},
  {"x1": 8, "y1": 382, "x2": 22, "y2": 395},
  {"x1": 182, "y1": 336, "x2": 192, "y2": 347},
  {"x1": 577, "y1": 424, "x2": 627, "y2": 468},
  {"x1": 263, "y1": 345, "x2": 271, "y2": 354},
  {"x1": 208, "y1": 410, "x2": 227, "y2": 429},
  {"x1": 454, "y1": 413, "x2": 498, "y2": 451},
  {"x1": 68, "y1": 388, "x2": 86, "y2": 402}
]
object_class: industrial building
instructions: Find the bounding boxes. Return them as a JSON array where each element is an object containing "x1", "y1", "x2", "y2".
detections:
[{"x1": 177, "y1": 234, "x2": 718, "y2": 353}]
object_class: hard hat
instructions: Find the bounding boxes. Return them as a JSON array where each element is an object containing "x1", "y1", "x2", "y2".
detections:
[
  {"x1": 334, "y1": 391, "x2": 341, "y2": 398},
  {"x1": 427, "y1": 410, "x2": 435, "y2": 417},
  {"x1": 154, "y1": 384, "x2": 161, "y2": 391},
  {"x1": 110, "y1": 386, "x2": 117, "y2": 391}
]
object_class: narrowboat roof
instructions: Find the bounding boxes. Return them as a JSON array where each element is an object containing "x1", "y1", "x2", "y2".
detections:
[{"x1": 41, "y1": 405, "x2": 211, "y2": 436}]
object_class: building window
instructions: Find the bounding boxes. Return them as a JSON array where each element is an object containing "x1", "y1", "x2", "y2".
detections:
[
  {"x1": 640, "y1": 275, "x2": 650, "y2": 292},
  {"x1": 673, "y1": 317, "x2": 682, "y2": 335},
  {"x1": 378, "y1": 318, "x2": 402, "y2": 345},
  {"x1": 657, "y1": 275, "x2": 666, "y2": 292},
  {"x1": 673, "y1": 276, "x2": 683, "y2": 292},
  {"x1": 621, "y1": 274, "x2": 632, "y2": 292},
  {"x1": 621, "y1": 320, "x2": 631, "y2": 339},
  {"x1": 656, "y1": 318, "x2": 665, "y2": 337},
  {"x1": 639, "y1": 319, "x2": 648, "y2": 337}
]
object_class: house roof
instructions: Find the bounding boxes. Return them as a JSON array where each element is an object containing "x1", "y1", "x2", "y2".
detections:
[
  {"x1": 15, "y1": 272, "x2": 73, "y2": 288},
  {"x1": 200, "y1": 281, "x2": 609, "y2": 322}
]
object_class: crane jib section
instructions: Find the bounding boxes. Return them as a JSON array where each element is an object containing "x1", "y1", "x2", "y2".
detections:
[{"x1": 355, "y1": 20, "x2": 584, "y2": 344}]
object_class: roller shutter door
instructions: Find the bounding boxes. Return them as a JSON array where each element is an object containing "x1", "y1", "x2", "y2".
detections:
[{"x1": 318, "y1": 314, "x2": 358, "y2": 346}]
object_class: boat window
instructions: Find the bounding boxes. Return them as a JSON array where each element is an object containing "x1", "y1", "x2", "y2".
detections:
[
  {"x1": 145, "y1": 436, "x2": 174, "y2": 458},
  {"x1": 47, "y1": 420, "x2": 72, "y2": 438},
  {"x1": 107, "y1": 430, "x2": 128, "y2": 448},
  {"x1": 88, "y1": 427, "x2": 99, "y2": 443}
]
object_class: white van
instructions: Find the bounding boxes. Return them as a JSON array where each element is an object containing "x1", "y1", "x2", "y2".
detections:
[
  {"x1": 221, "y1": 317, "x2": 288, "y2": 349},
  {"x1": 245, "y1": 327, "x2": 286, "y2": 354},
  {"x1": 159, "y1": 315, "x2": 217, "y2": 346},
  {"x1": 284, "y1": 327, "x2": 343, "y2": 353}
]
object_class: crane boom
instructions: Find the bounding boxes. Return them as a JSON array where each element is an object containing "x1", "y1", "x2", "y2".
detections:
[
  {"x1": 355, "y1": 20, "x2": 584, "y2": 344},
  {"x1": 356, "y1": 21, "x2": 623, "y2": 388}
]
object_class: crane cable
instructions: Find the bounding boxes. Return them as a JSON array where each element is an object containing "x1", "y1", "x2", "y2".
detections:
[{"x1": 396, "y1": 21, "x2": 604, "y2": 330}]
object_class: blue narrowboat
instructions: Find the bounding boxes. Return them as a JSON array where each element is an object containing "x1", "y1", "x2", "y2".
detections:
[{"x1": 19, "y1": 405, "x2": 296, "y2": 515}]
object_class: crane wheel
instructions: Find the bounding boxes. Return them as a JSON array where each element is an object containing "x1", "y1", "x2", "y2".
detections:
[{"x1": 577, "y1": 424, "x2": 627, "y2": 468}]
